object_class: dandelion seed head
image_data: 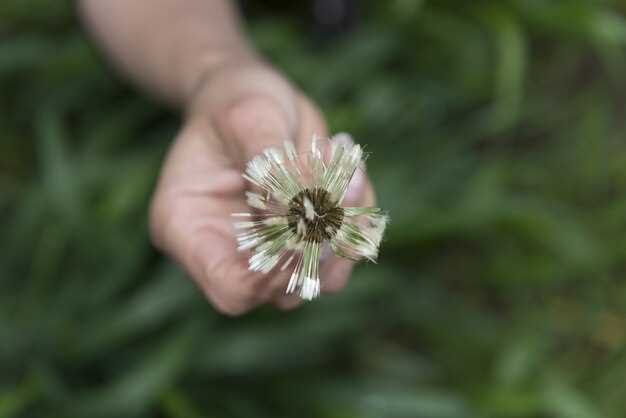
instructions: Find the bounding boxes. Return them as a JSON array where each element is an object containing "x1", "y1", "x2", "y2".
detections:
[
  {"x1": 234, "y1": 135, "x2": 388, "y2": 300},
  {"x1": 288, "y1": 188, "x2": 344, "y2": 243}
]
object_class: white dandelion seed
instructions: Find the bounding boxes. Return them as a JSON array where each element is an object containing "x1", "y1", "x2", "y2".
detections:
[{"x1": 232, "y1": 133, "x2": 388, "y2": 300}]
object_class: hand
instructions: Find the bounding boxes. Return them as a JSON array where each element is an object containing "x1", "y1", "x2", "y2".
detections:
[{"x1": 149, "y1": 59, "x2": 376, "y2": 315}]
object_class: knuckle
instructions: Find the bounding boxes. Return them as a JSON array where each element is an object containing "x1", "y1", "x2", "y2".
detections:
[
  {"x1": 322, "y1": 279, "x2": 348, "y2": 294},
  {"x1": 322, "y1": 266, "x2": 352, "y2": 293},
  {"x1": 213, "y1": 298, "x2": 252, "y2": 316},
  {"x1": 266, "y1": 272, "x2": 290, "y2": 297},
  {"x1": 149, "y1": 193, "x2": 185, "y2": 251},
  {"x1": 193, "y1": 242, "x2": 264, "y2": 316},
  {"x1": 234, "y1": 279, "x2": 261, "y2": 306},
  {"x1": 211, "y1": 285, "x2": 257, "y2": 316},
  {"x1": 205, "y1": 270, "x2": 261, "y2": 316}
]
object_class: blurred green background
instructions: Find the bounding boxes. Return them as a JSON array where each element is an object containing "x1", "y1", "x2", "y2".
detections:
[{"x1": 3, "y1": 0, "x2": 626, "y2": 417}]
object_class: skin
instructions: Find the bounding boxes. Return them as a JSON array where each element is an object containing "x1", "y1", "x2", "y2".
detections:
[{"x1": 79, "y1": 0, "x2": 376, "y2": 315}]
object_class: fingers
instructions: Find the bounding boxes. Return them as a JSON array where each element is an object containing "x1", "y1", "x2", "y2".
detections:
[{"x1": 149, "y1": 120, "x2": 275, "y2": 316}]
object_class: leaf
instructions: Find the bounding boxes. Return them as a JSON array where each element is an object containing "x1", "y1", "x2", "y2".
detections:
[
  {"x1": 542, "y1": 376, "x2": 604, "y2": 418},
  {"x1": 70, "y1": 324, "x2": 197, "y2": 417}
]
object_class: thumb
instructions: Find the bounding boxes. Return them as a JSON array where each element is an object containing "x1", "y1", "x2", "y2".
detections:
[
  {"x1": 331, "y1": 133, "x2": 376, "y2": 207},
  {"x1": 219, "y1": 95, "x2": 297, "y2": 165}
]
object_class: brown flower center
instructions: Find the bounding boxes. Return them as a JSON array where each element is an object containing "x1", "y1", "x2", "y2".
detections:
[{"x1": 287, "y1": 188, "x2": 344, "y2": 243}]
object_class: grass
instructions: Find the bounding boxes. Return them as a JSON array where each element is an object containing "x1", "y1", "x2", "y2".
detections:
[{"x1": 2, "y1": 1, "x2": 626, "y2": 417}]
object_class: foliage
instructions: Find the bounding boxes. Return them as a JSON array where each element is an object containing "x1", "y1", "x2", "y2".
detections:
[{"x1": 2, "y1": 1, "x2": 626, "y2": 417}]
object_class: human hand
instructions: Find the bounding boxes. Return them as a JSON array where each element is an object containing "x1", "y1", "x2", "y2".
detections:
[{"x1": 149, "y1": 59, "x2": 376, "y2": 315}]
